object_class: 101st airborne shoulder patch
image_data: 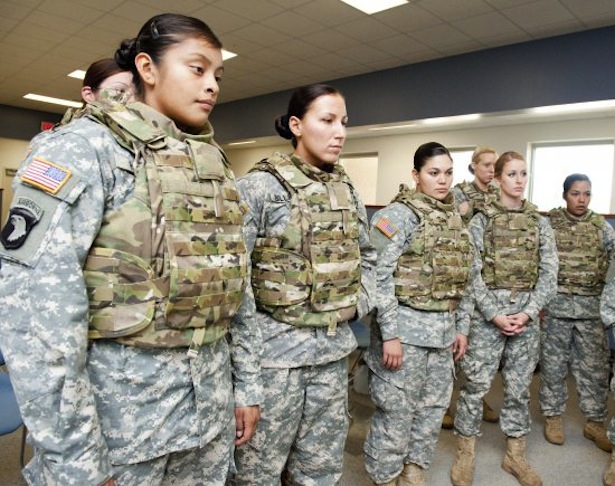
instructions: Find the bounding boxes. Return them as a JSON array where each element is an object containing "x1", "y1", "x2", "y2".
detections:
[
  {"x1": 21, "y1": 157, "x2": 72, "y2": 195},
  {"x1": 0, "y1": 198, "x2": 43, "y2": 250},
  {"x1": 375, "y1": 216, "x2": 397, "y2": 238}
]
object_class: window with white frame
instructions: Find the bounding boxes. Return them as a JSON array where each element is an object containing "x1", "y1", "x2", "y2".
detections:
[
  {"x1": 529, "y1": 141, "x2": 615, "y2": 213},
  {"x1": 339, "y1": 154, "x2": 379, "y2": 205}
]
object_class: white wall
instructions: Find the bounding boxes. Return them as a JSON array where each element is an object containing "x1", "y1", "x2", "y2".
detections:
[
  {"x1": 225, "y1": 114, "x2": 615, "y2": 208},
  {"x1": 0, "y1": 137, "x2": 29, "y2": 224}
]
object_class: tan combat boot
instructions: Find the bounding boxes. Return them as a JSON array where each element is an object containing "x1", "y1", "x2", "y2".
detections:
[
  {"x1": 501, "y1": 436, "x2": 542, "y2": 486},
  {"x1": 543, "y1": 416, "x2": 564, "y2": 445},
  {"x1": 482, "y1": 399, "x2": 499, "y2": 423},
  {"x1": 585, "y1": 420, "x2": 613, "y2": 452},
  {"x1": 451, "y1": 435, "x2": 476, "y2": 486},
  {"x1": 398, "y1": 463, "x2": 425, "y2": 486},
  {"x1": 442, "y1": 406, "x2": 454, "y2": 429},
  {"x1": 604, "y1": 449, "x2": 615, "y2": 486}
]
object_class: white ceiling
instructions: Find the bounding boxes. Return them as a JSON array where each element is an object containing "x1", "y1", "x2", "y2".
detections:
[{"x1": 2, "y1": 0, "x2": 615, "y2": 116}]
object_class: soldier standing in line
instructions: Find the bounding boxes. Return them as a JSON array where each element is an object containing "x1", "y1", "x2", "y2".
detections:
[
  {"x1": 451, "y1": 151, "x2": 558, "y2": 486},
  {"x1": 0, "y1": 13, "x2": 260, "y2": 486},
  {"x1": 601, "y1": 278, "x2": 615, "y2": 486},
  {"x1": 451, "y1": 145, "x2": 500, "y2": 224},
  {"x1": 444, "y1": 145, "x2": 502, "y2": 429},
  {"x1": 363, "y1": 142, "x2": 474, "y2": 486},
  {"x1": 540, "y1": 174, "x2": 615, "y2": 451},
  {"x1": 229, "y1": 84, "x2": 376, "y2": 486}
]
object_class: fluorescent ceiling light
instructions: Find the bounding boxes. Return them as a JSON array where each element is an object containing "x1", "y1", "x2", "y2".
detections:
[
  {"x1": 422, "y1": 113, "x2": 481, "y2": 125},
  {"x1": 228, "y1": 140, "x2": 256, "y2": 146},
  {"x1": 24, "y1": 93, "x2": 81, "y2": 108},
  {"x1": 530, "y1": 99, "x2": 615, "y2": 114},
  {"x1": 369, "y1": 123, "x2": 416, "y2": 131},
  {"x1": 340, "y1": 0, "x2": 408, "y2": 15},
  {"x1": 68, "y1": 69, "x2": 86, "y2": 80},
  {"x1": 222, "y1": 49, "x2": 237, "y2": 61}
]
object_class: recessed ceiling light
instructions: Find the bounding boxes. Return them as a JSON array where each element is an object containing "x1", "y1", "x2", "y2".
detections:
[
  {"x1": 369, "y1": 123, "x2": 416, "y2": 131},
  {"x1": 228, "y1": 140, "x2": 256, "y2": 146},
  {"x1": 530, "y1": 100, "x2": 615, "y2": 114},
  {"x1": 24, "y1": 93, "x2": 81, "y2": 108},
  {"x1": 68, "y1": 69, "x2": 86, "y2": 80},
  {"x1": 222, "y1": 49, "x2": 237, "y2": 61},
  {"x1": 340, "y1": 0, "x2": 408, "y2": 15}
]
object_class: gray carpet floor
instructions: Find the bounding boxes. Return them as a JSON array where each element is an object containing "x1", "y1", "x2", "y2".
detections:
[{"x1": 0, "y1": 368, "x2": 612, "y2": 485}]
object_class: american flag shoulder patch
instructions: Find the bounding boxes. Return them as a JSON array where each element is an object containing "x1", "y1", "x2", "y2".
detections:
[
  {"x1": 375, "y1": 216, "x2": 397, "y2": 238},
  {"x1": 21, "y1": 157, "x2": 72, "y2": 195}
]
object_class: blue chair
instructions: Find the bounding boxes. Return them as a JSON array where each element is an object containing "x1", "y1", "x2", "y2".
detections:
[{"x1": 0, "y1": 347, "x2": 27, "y2": 468}]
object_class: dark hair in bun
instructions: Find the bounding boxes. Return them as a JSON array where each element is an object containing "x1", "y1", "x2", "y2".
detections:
[
  {"x1": 414, "y1": 142, "x2": 451, "y2": 172},
  {"x1": 114, "y1": 13, "x2": 222, "y2": 99},
  {"x1": 275, "y1": 84, "x2": 343, "y2": 148}
]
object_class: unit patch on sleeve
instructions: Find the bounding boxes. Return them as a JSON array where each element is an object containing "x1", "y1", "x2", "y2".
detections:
[
  {"x1": 0, "y1": 197, "x2": 43, "y2": 250},
  {"x1": 375, "y1": 216, "x2": 397, "y2": 238},
  {"x1": 21, "y1": 157, "x2": 72, "y2": 194}
]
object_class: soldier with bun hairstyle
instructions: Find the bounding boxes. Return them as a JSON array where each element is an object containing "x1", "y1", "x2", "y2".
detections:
[{"x1": 0, "y1": 13, "x2": 260, "y2": 486}]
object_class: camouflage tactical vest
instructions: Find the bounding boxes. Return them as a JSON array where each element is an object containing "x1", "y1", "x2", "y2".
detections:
[
  {"x1": 458, "y1": 180, "x2": 500, "y2": 218},
  {"x1": 250, "y1": 153, "x2": 361, "y2": 334},
  {"x1": 549, "y1": 207, "x2": 607, "y2": 296},
  {"x1": 83, "y1": 101, "x2": 247, "y2": 351},
  {"x1": 481, "y1": 201, "x2": 540, "y2": 290},
  {"x1": 392, "y1": 186, "x2": 472, "y2": 311}
]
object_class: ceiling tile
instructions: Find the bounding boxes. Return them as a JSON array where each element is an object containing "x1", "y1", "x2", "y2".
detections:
[
  {"x1": 337, "y1": 17, "x2": 401, "y2": 41},
  {"x1": 0, "y1": 2, "x2": 35, "y2": 21},
  {"x1": 455, "y1": 11, "x2": 526, "y2": 40},
  {"x1": 259, "y1": 10, "x2": 327, "y2": 37},
  {"x1": 502, "y1": 0, "x2": 577, "y2": 30},
  {"x1": 191, "y1": 5, "x2": 253, "y2": 34},
  {"x1": 213, "y1": 0, "x2": 285, "y2": 22},
  {"x1": 294, "y1": 0, "x2": 364, "y2": 27},
  {"x1": 409, "y1": 23, "x2": 476, "y2": 51},
  {"x1": 418, "y1": 0, "x2": 494, "y2": 21},
  {"x1": 37, "y1": 0, "x2": 106, "y2": 23},
  {"x1": 229, "y1": 22, "x2": 291, "y2": 47}
]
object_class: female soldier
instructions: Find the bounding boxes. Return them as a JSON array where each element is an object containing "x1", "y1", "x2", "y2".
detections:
[
  {"x1": 445, "y1": 145, "x2": 501, "y2": 428},
  {"x1": 601, "y1": 278, "x2": 615, "y2": 485},
  {"x1": 80, "y1": 57, "x2": 135, "y2": 105},
  {"x1": 230, "y1": 84, "x2": 376, "y2": 485},
  {"x1": 364, "y1": 141, "x2": 473, "y2": 486},
  {"x1": 451, "y1": 151, "x2": 558, "y2": 486},
  {"x1": 0, "y1": 13, "x2": 259, "y2": 486},
  {"x1": 540, "y1": 174, "x2": 615, "y2": 451},
  {"x1": 451, "y1": 145, "x2": 500, "y2": 223}
]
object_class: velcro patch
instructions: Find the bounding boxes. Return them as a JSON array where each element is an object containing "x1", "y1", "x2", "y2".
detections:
[
  {"x1": 0, "y1": 203, "x2": 42, "y2": 250},
  {"x1": 375, "y1": 216, "x2": 397, "y2": 238},
  {"x1": 21, "y1": 157, "x2": 72, "y2": 194}
]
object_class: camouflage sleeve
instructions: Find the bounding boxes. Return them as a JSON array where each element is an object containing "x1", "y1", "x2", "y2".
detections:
[
  {"x1": 0, "y1": 129, "x2": 113, "y2": 484},
  {"x1": 601, "y1": 279, "x2": 615, "y2": 326},
  {"x1": 351, "y1": 187, "x2": 377, "y2": 319},
  {"x1": 522, "y1": 215, "x2": 558, "y2": 322},
  {"x1": 599, "y1": 221, "x2": 615, "y2": 326},
  {"x1": 230, "y1": 173, "x2": 268, "y2": 407},
  {"x1": 455, "y1": 236, "x2": 477, "y2": 336},
  {"x1": 467, "y1": 213, "x2": 501, "y2": 321},
  {"x1": 370, "y1": 203, "x2": 417, "y2": 341}
]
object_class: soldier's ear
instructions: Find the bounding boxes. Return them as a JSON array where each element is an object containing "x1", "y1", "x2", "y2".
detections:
[
  {"x1": 135, "y1": 52, "x2": 156, "y2": 88},
  {"x1": 289, "y1": 116, "x2": 301, "y2": 138},
  {"x1": 411, "y1": 168, "x2": 420, "y2": 186},
  {"x1": 81, "y1": 86, "x2": 96, "y2": 103}
]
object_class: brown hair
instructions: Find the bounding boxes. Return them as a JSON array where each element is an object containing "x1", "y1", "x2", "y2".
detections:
[{"x1": 495, "y1": 151, "x2": 524, "y2": 178}]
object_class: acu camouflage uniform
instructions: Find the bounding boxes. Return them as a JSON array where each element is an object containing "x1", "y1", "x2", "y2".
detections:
[
  {"x1": 229, "y1": 152, "x2": 376, "y2": 486},
  {"x1": 451, "y1": 180, "x2": 500, "y2": 224},
  {"x1": 0, "y1": 100, "x2": 260, "y2": 486},
  {"x1": 454, "y1": 201, "x2": 558, "y2": 439},
  {"x1": 363, "y1": 185, "x2": 474, "y2": 484},
  {"x1": 600, "y1": 278, "x2": 615, "y2": 444},
  {"x1": 540, "y1": 209, "x2": 615, "y2": 422}
]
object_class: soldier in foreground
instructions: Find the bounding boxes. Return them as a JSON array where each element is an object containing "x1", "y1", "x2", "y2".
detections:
[
  {"x1": 451, "y1": 151, "x2": 558, "y2": 486},
  {"x1": 364, "y1": 142, "x2": 473, "y2": 486},
  {"x1": 540, "y1": 174, "x2": 615, "y2": 452},
  {"x1": 0, "y1": 13, "x2": 259, "y2": 485},
  {"x1": 229, "y1": 84, "x2": 376, "y2": 485}
]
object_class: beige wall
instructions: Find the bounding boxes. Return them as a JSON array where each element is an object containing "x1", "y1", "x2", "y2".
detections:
[
  {"x1": 0, "y1": 137, "x2": 29, "y2": 224},
  {"x1": 225, "y1": 115, "x2": 615, "y2": 208}
]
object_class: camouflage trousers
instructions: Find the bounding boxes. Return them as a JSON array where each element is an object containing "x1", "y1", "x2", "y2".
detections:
[
  {"x1": 229, "y1": 358, "x2": 349, "y2": 486},
  {"x1": 112, "y1": 428, "x2": 235, "y2": 486},
  {"x1": 455, "y1": 317, "x2": 539, "y2": 437},
  {"x1": 539, "y1": 316, "x2": 609, "y2": 421},
  {"x1": 364, "y1": 344, "x2": 453, "y2": 484}
]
